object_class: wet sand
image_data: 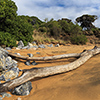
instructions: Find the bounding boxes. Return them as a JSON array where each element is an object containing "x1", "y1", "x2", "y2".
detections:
[{"x1": 3, "y1": 44, "x2": 100, "y2": 100}]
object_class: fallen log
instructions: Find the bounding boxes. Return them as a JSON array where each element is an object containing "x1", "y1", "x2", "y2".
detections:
[
  {"x1": 0, "y1": 46, "x2": 100, "y2": 93},
  {"x1": 8, "y1": 52, "x2": 81, "y2": 61}
]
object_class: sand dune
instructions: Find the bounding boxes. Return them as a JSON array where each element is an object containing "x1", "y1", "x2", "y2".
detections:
[{"x1": 3, "y1": 44, "x2": 100, "y2": 100}]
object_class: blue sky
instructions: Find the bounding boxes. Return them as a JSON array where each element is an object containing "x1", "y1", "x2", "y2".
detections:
[{"x1": 12, "y1": 0, "x2": 100, "y2": 27}]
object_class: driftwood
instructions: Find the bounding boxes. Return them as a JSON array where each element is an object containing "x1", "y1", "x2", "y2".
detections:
[
  {"x1": 0, "y1": 46, "x2": 100, "y2": 93},
  {"x1": 8, "y1": 52, "x2": 81, "y2": 61}
]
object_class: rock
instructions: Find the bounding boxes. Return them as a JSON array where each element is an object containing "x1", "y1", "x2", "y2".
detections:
[
  {"x1": 17, "y1": 40, "x2": 24, "y2": 49},
  {"x1": 22, "y1": 45, "x2": 29, "y2": 49},
  {"x1": 36, "y1": 52, "x2": 40, "y2": 54},
  {"x1": 27, "y1": 42, "x2": 33, "y2": 49},
  {"x1": 0, "y1": 92, "x2": 11, "y2": 98},
  {"x1": 32, "y1": 41, "x2": 37, "y2": 45},
  {"x1": 12, "y1": 60, "x2": 18, "y2": 68},
  {"x1": 0, "y1": 75, "x2": 5, "y2": 81},
  {"x1": 16, "y1": 48, "x2": 20, "y2": 50},
  {"x1": 0, "y1": 92, "x2": 11, "y2": 100},
  {"x1": 14, "y1": 53, "x2": 21, "y2": 56},
  {"x1": 31, "y1": 61, "x2": 38, "y2": 65},
  {"x1": 0, "y1": 97, "x2": 2, "y2": 100},
  {"x1": 17, "y1": 97, "x2": 21, "y2": 100},
  {"x1": 5, "y1": 56, "x2": 13, "y2": 69},
  {"x1": 55, "y1": 44, "x2": 60, "y2": 47},
  {"x1": 24, "y1": 60, "x2": 30, "y2": 66},
  {"x1": 47, "y1": 44, "x2": 53, "y2": 47},
  {"x1": 38, "y1": 44, "x2": 45, "y2": 48},
  {"x1": 5, "y1": 47, "x2": 11, "y2": 50},
  {"x1": 0, "y1": 47, "x2": 8, "y2": 55},
  {"x1": 0, "y1": 54, "x2": 6, "y2": 71},
  {"x1": 32, "y1": 46, "x2": 38, "y2": 49},
  {"x1": 2, "y1": 67, "x2": 19, "y2": 81},
  {"x1": 27, "y1": 53, "x2": 33, "y2": 57},
  {"x1": 12, "y1": 81, "x2": 32, "y2": 96}
]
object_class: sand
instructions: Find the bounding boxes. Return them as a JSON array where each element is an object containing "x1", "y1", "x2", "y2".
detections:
[{"x1": 3, "y1": 44, "x2": 100, "y2": 100}]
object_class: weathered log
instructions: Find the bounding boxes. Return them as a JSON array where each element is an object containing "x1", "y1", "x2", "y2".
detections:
[
  {"x1": 8, "y1": 52, "x2": 81, "y2": 61},
  {"x1": 0, "y1": 46, "x2": 100, "y2": 93}
]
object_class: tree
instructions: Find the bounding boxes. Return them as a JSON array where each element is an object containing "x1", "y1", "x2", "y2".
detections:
[
  {"x1": 0, "y1": 0, "x2": 34, "y2": 46},
  {"x1": 76, "y1": 14, "x2": 98, "y2": 30}
]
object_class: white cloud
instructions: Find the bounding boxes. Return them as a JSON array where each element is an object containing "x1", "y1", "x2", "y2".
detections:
[{"x1": 12, "y1": 0, "x2": 100, "y2": 27}]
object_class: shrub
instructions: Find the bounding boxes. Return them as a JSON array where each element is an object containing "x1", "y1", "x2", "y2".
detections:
[
  {"x1": 0, "y1": 31, "x2": 17, "y2": 47},
  {"x1": 48, "y1": 21, "x2": 62, "y2": 38},
  {"x1": 71, "y1": 34, "x2": 87, "y2": 45}
]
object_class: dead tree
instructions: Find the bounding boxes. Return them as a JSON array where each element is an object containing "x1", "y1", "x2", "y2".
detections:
[
  {"x1": 8, "y1": 52, "x2": 81, "y2": 61},
  {"x1": 0, "y1": 46, "x2": 100, "y2": 93}
]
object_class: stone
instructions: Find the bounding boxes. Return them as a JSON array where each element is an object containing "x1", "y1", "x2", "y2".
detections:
[
  {"x1": 17, "y1": 40, "x2": 24, "y2": 49},
  {"x1": 24, "y1": 60, "x2": 30, "y2": 66},
  {"x1": 14, "y1": 53, "x2": 21, "y2": 56},
  {"x1": 17, "y1": 97, "x2": 21, "y2": 100},
  {"x1": 0, "y1": 97, "x2": 2, "y2": 100},
  {"x1": 0, "y1": 75, "x2": 5, "y2": 81},
  {"x1": 47, "y1": 44, "x2": 53, "y2": 47},
  {"x1": 5, "y1": 47, "x2": 12, "y2": 50},
  {"x1": 12, "y1": 60, "x2": 18, "y2": 67},
  {"x1": 27, "y1": 42, "x2": 33, "y2": 49},
  {"x1": 0, "y1": 47, "x2": 8, "y2": 54},
  {"x1": 27, "y1": 53, "x2": 33, "y2": 57},
  {"x1": 16, "y1": 48, "x2": 20, "y2": 50},
  {"x1": 38, "y1": 44, "x2": 45, "y2": 48},
  {"x1": 55, "y1": 44, "x2": 60, "y2": 47},
  {"x1": 32, "y1": 41, "x2": 37, "y2": 45},
  {"x1": 12, "y1": 81, "x2": 32, "y2": 96},
  {"x1": 5, "y1": 56, "x2": 13, "y2": 69},
  {"x1": 2, "y1": 67, "x2": 19, "y2": 81},
  {"x1": 0, "y1": 92, "x2": 11, "y2": 100},
  {"x1": 36, "y1": 52, "x2": 40, "y2": 54},
  {"x1": 31, "y1": 61, "x2": 38, "y2": 65},
  {"x1": 0, "y1": 92, "x2": 11, "y2": 98},
  {"x1": 32, "y1": 45, "x2": 38, "y2": 49},
  {"x1": 22, "y1": 45, "x2": 29, "y2": 49},
  {"x1": 0, "y1": 54, "x2": 6, "y2": 71}
]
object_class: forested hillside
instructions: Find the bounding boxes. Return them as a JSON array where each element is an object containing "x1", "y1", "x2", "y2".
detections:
[{"x1": 0, "y1": 0, "x2": 100, "y2": 47}]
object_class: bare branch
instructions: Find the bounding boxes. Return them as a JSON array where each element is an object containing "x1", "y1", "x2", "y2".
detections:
[{"x1": 8, "y1": 52, "x2": 81, "y2": 61}]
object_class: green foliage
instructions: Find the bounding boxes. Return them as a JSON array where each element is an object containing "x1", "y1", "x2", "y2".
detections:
[
  {"x1": 47, "y1": 21, "x2": 62, "y2": 38},
  {"x1": 71, "y1": 34, "x2": 87, "y2": 45},
  {"x1": 58, "y1": 20, "x2": 82, "y2": 35},
  {"x1": 0, "y1": 31, "x2": 16, "y2": 47},
  {"x1": 0, "y1": 0, "x2": 34, "y2": 46},
  {"x1": 76, "y1": 14, "x2": 98, "y2": 30}
]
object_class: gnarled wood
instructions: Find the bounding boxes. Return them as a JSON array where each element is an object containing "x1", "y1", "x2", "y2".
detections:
[
  {"x1": 0, "y1": 46, "x2": 100, "y2": 93},
  {"x1": 8, "y1": 52, "x2": 81, "y2": 61}
]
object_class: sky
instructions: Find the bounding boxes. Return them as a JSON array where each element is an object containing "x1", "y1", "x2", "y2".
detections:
[{"x1": 12, "y1": 0, "x2": 100, "y2": 28}]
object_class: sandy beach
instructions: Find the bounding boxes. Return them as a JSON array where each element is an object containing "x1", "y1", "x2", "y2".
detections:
[{"x1": 3, "y1": 44, "x2": 100, "y2": 100}]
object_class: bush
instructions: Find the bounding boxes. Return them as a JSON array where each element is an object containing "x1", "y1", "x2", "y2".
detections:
[
  {"x1": 48, "y1": 21, "x2": 62, "y2": 38},
  {"x1": 0, "y1": 31, "x2": 17, "y2": 47},
  {"x1": 71, "y1": 34, "x2": 87, "y2": 45}
]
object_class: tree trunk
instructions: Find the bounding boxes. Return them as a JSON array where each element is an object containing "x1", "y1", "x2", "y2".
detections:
[{"x1": 0, "y1": 46, "x2": 100, "y2": 93}]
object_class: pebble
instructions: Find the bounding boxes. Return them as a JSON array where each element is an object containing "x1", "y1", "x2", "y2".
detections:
[
  {"x1": 38, "y1": 44, "x2": 45, "y2": 48},
  {"x1": 47, "y1": 44, "x2": 53, "y2": 47},
  {"x1": 31, "y1": 61, "x2": 38, "y2": 65},
  {"x1": 5, "y1": 47, "x2": 11, "y2": 50},
  {"x1": 36, "y1": 52, "x2": 40, "y2": 54},
  {"x1": 25, "y1": 60, "x2": 30, "y2": 66},
  {"x1": 55, "y1": 44, "x2": 60, "y2": 47},
  {"x1": 17, "y1": 97, "x2": 21, "y2": 100},
  {"x1": 27, "y1": 53, "x2": 33, "y2": 57}
]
